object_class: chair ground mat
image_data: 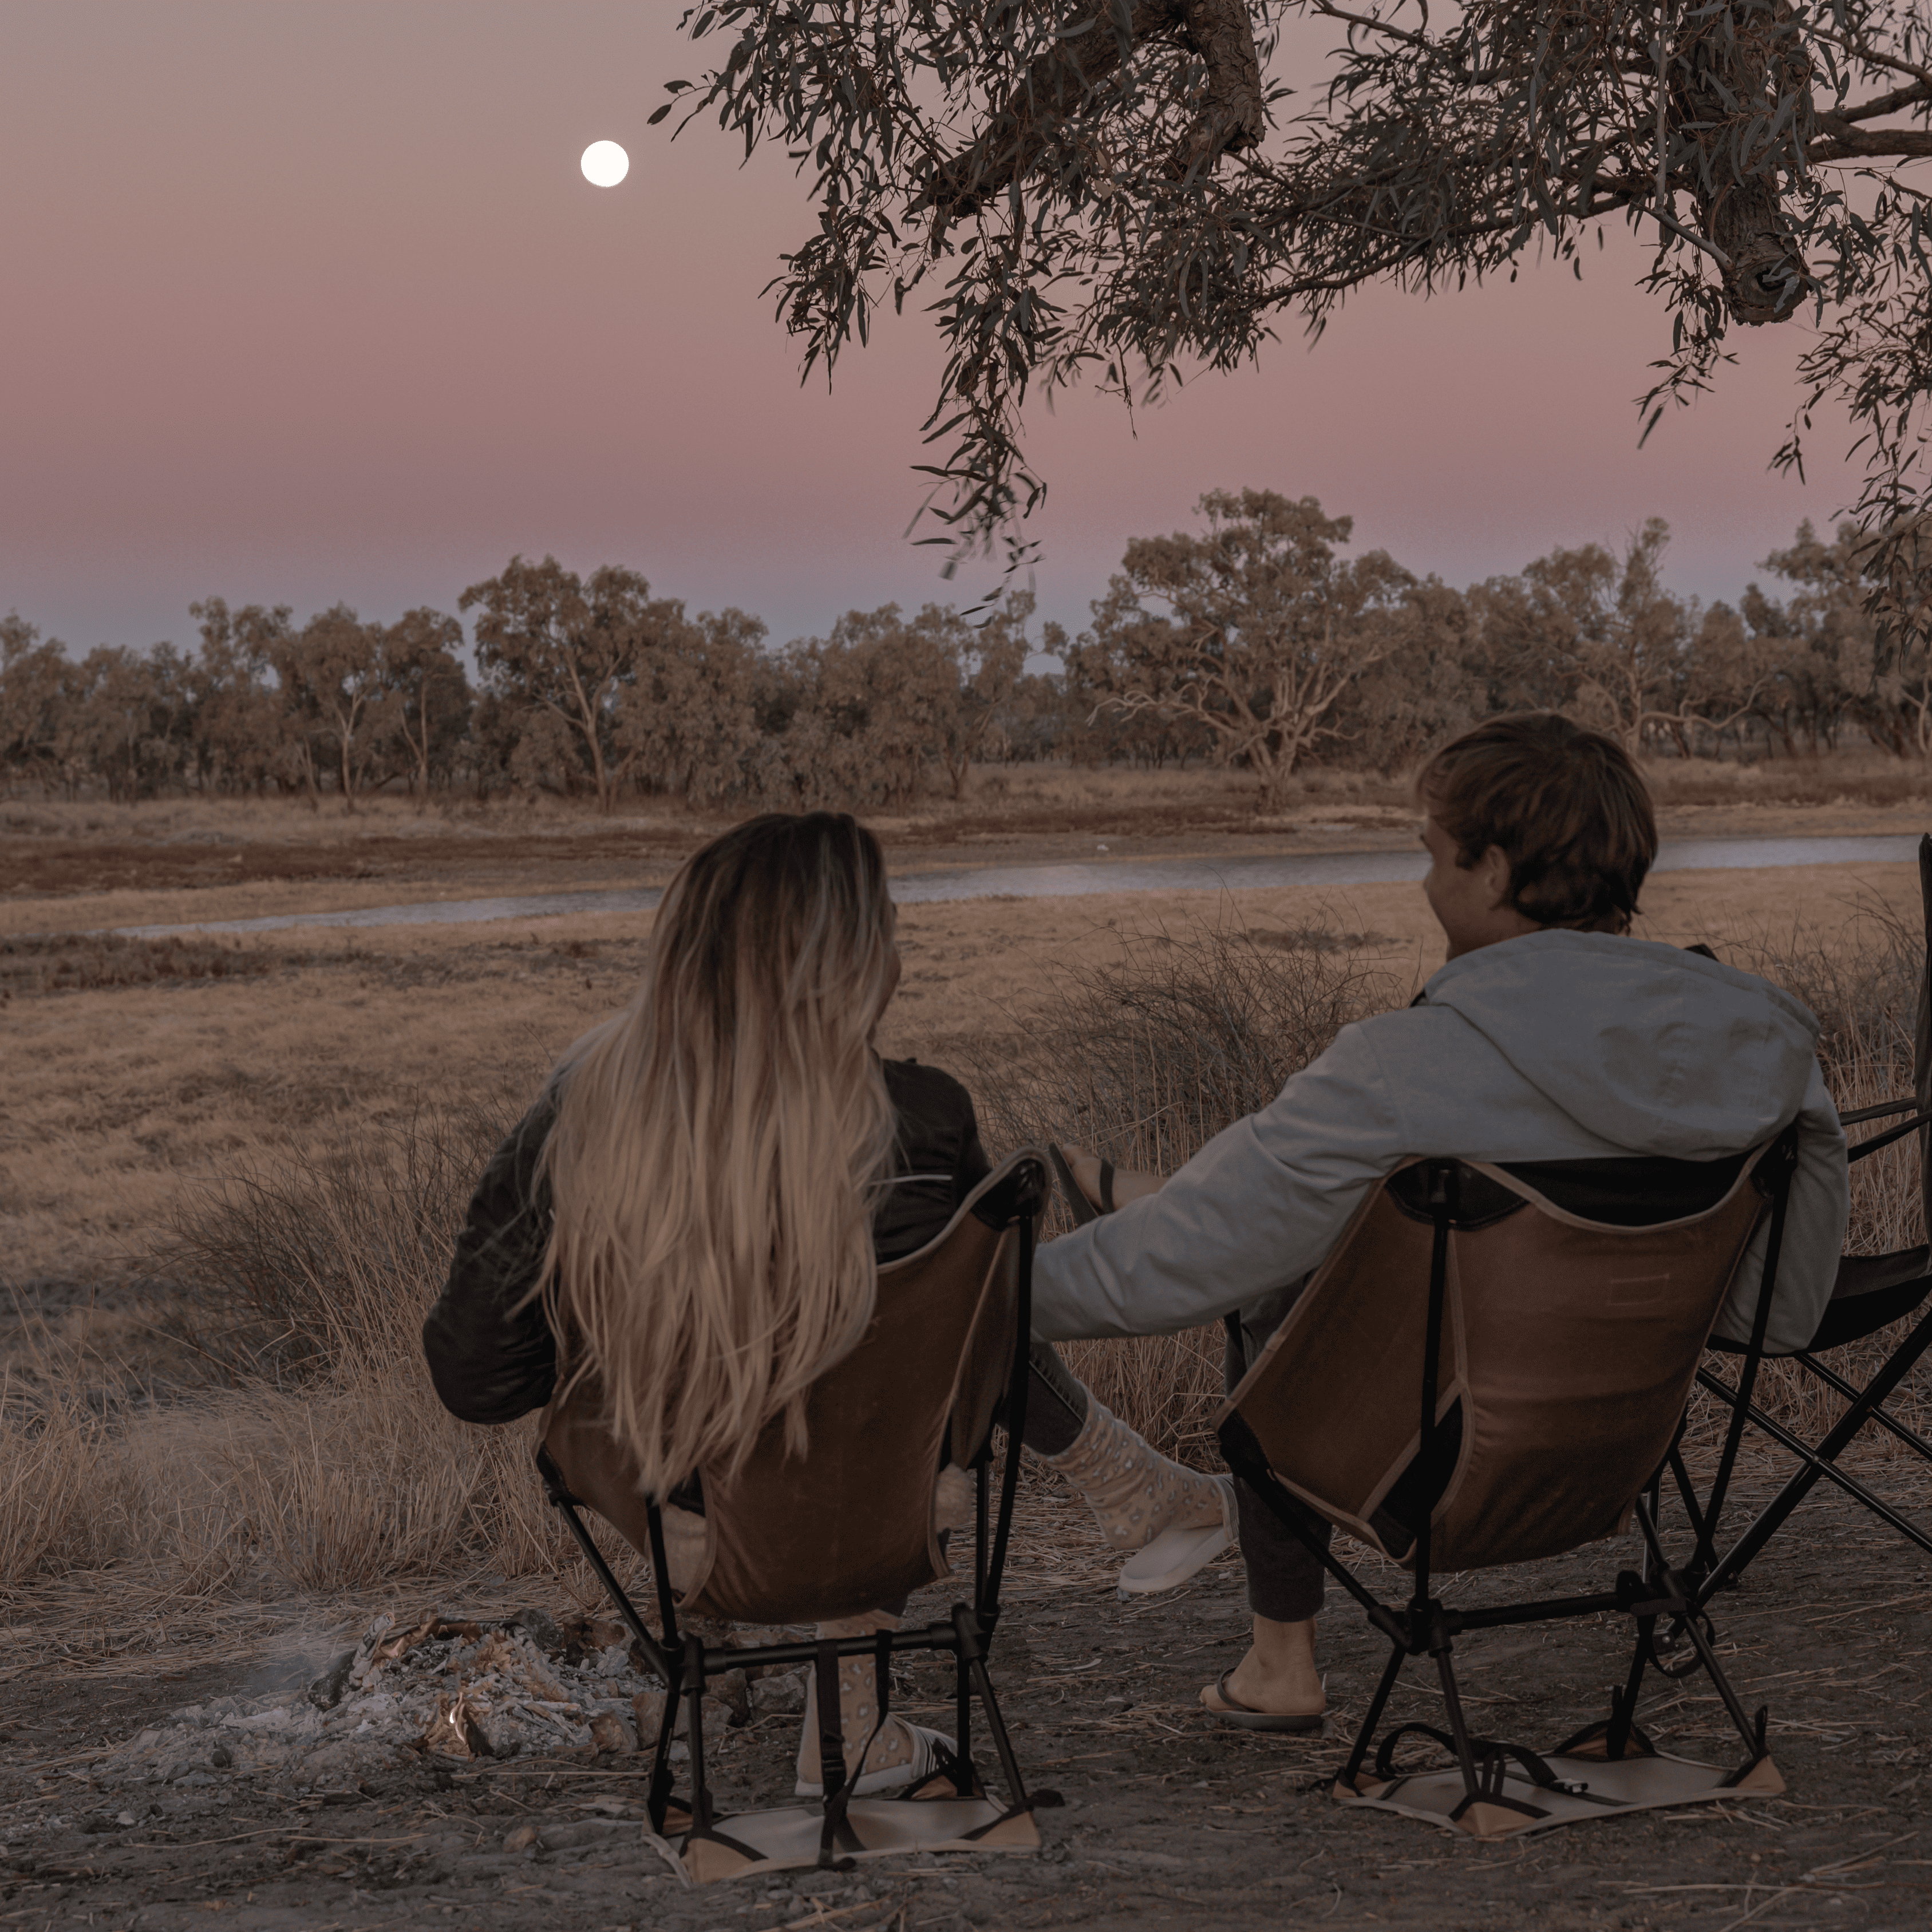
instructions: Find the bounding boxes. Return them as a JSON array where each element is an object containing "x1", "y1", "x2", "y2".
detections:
[
  {"x1": 1337, "y1": 1751, "x2": 1785, "y2": 1842},
  {"x1": 661, "y1": 1797, "x2": 1041, "y2": 1884}
]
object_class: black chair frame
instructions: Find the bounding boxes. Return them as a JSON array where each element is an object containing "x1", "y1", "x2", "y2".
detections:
[
  {"x1": 1219, "y1": 1134, "x2": 1796, "y2": 1827},
  {"x1": 1661, "y1": 1096, "x2": 1932, "y2": 1611},
  {"x1": 535, "y1": 1157, "x2": 1058, "y2": 1872}
]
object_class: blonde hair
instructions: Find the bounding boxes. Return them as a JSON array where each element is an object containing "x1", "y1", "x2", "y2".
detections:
[{"x1": 537, "y1": 813, "x2": 900, "y2": 1498}]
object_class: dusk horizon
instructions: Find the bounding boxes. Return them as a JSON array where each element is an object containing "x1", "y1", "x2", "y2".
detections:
[{"x1": 3, "y1": 1, "x2": 1860, "y2": 663}]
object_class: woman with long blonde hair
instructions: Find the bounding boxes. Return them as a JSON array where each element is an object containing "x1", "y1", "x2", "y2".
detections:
[{"x1": 425, "y1": 812, "x2": 1230, "y2": 1793}]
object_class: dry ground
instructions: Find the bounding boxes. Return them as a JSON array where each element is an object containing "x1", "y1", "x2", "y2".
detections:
[
  {"x1": 7, "y1": 770, "x2": 1932, "y2": 1928},
  {"x1": 5, "y1": 1477, "x2": 1932, "y2": 1931}
]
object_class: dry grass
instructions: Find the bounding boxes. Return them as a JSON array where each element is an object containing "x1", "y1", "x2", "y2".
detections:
[
  {"x1": 1, "y1": 932, "x2": 278, "y2": 998},
  {"x1": 0, "y1": 1379, "x2": 110, "y2": 1590},
  {"x1": 0, "y1": 1108, "x2": 589, "y2": 1602},
  {"x1": 5, "y1": 851, "x2": 1931, "y2": 1607}
]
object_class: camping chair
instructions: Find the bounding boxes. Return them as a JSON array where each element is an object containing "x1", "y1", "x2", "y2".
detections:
[
  {"x1": 534, "y1": 1148, "x2": 1057, "y2": 1884},
  {"x1": 1665, "y1": 833, "x2": 1932, "y2": 1613},
  {"x1": 1215, "y1": 1128, "x2": 1798, "y2": 1841}
]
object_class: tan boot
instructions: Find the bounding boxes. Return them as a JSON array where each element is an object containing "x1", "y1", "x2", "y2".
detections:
[
  {"x1": 1045, "y1": 1397, "x2": 1236, "y2": 1594},
  {"x1": 793, "y1": 1610, "x2": 955, "y2": 1798}
]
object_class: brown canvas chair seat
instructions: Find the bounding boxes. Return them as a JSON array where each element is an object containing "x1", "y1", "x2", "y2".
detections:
[
  {"x1": 1217, "y1": 1128, "x2": 1799, "y2": 1841},
  {"x1": 535, "y1": 1149, "x2": 1057, "y2": 1883},
  {"x1": 1665, "y1": 833, "x2": 1932, "y2": 1612}
]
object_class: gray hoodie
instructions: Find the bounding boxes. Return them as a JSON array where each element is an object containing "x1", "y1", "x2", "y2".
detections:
[{"x1": 1032, "y1": 929, "x2": 1848, "y2": 1354}]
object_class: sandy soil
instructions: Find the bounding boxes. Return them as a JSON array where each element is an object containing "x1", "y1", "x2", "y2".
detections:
[{"x1": 5, "y1": 1473, "x2": 1932, "y2": 1931}]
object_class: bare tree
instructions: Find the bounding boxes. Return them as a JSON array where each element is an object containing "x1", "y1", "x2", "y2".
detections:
[
  {"x1": 669, "y1": 4, "x2": 1932, "y2": 573},
  {"x1": 1077, "y1": 489, "x2": 1411, "y2": 804},
  {"x1": 0, "y1": 614, "x2": 72, "y2": 791},
  {"x1": 187, "y1": 599, "x2": 291, "y2": 795},
  {"x1": 461, "y1": 557, "x2": 678, "y2": 813},
  {"x1": 384, "y1": 607, "x2": 470, "y2": 797},
  {"x1": 276, "y1": 606, "x2": 390, "y2": 812}
]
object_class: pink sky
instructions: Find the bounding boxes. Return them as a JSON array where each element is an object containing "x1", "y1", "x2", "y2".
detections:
[{"x1": 1, "y1": 2, "x2": 1861, "y2": 659}]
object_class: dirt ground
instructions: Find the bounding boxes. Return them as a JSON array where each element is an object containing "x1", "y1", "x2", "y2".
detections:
[
  {"x1": 3, "y1": 767, "x2": 1929, "y2": 937},
  {"x1": 5, "y1": 1471, "x2": 1932, "y2": 1931}
]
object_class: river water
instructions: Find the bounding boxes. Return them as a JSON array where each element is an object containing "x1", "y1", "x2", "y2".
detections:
[{"x1": 110, "y1": 832, "x2": 1920, "y2": 939}]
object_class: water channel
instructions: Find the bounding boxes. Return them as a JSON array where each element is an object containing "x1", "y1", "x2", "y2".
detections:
[{"x1": 112, "y1": 832, "x2": 1921, "y2": 939}]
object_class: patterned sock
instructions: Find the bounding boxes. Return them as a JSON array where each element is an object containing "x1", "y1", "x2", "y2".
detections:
[
  {"x1": 1044, "y1": 1397, "x2": 1231, "y2": 1551},
  {"x1": 795, "y1": 1610, "x2": 919, "y2": 1784}
]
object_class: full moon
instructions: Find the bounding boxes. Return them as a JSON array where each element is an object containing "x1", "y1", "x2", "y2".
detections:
[{"x1": 580, "y1": 140, "x2": 629, "y2": 188}]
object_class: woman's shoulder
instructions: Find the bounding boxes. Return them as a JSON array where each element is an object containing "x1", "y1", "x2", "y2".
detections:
[{"x1": 881, "y1": 1056, "x2": 976, "y2": 1117}]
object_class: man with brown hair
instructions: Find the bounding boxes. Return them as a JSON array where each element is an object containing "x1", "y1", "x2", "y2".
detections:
[{"x1": 1038, "y1": 713, "x2": 1848, "y2": 1728}]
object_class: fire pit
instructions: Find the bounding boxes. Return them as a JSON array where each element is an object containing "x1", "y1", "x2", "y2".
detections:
[{"x1": 90, "y1": 1607, "x2": 809, "y2": 1794}]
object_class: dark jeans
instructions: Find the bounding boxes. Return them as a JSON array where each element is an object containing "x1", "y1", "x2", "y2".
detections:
[
  {"x1": 1224, "y1": 1277, "x2": 1332, "y2": 1623},
  {"x1": 1019, "y1": 1339, "x2": 1089, "y2": 1457}
]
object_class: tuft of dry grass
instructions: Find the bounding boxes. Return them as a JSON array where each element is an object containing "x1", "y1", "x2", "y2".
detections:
[
  {"x1": 0, "y1": 1378, "x2": 113, "y2": 1595},
  {"x1": 151, "y1": 1104, "x2": 508, "y2": 1384}
]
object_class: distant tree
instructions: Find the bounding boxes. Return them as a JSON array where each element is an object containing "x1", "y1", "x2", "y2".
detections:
[
  {"x1": 1863, "y1": 518, "x2": 1932, "y2": 756},
  {"x1": 272, "y1": 606, "x2": 390, "y2": 811},
  {"x1": 383, "y1": 607, "x2": 471, "y2": 796},
  {"x1": 1337, "y1": 582, "x2": 1483, "y2": 775},
  {"x1": 615, "y1": 607, "x2": 764, "y2": 805},
  {"x1": 461, "y1": 557, "x2": 684, "y2": 813},
  {"x1": 187, "y1": 598, "x2": 292, "y2": 794},
  {"x1": 1669, "y1": 603, "x2": 1774, "y2": 757},
  {"x1": 776, "y1": 606, "x2": 966, "y2": 807},
  {"x1": 61, "y1": 644, "x2": 192, "y2": 800},
  {"x1": 1744, "y1": 516, "x2": 1932, "y2": 756},
  {"x1": 935, "y1": 595, "x2": 1037, "y2": 798},
  {"x1": 1077, "y1": 489, "x2": 1412, "y2": 805},
  {"x1": 1548, "y1": 520, "x2": 1696, "y2": 755},
  {"x1": 670, "y1": 6, "x2": 1932, "y2": 578},
  {"x1": 1062, "y1": 587, "x2": 1214, "y2": 770},
  {"x1": 0, "y1": 614, "x2": 72, "y2": 790}
]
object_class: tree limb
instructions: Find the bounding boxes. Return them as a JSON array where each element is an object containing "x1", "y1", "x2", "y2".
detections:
[
  {"x1": 918, "y1": 0, "x2": 1263, "y2": 224},
  {"x1": 1807, "y1": 126, "x2": 1932, "y2": 161}
]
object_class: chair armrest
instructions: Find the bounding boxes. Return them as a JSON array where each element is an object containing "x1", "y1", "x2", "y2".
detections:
[
  {"x1": 1046, "y1": 1144, "x2": 1101, "y2": 1227},
  {"x1": 1840, "y1": 1096, "x2": 1926, "y2": 1125}
]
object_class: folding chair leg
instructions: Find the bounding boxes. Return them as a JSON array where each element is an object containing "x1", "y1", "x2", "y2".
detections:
[
  {"x1": 1632, "y1": 1503, "x2": 1765, "y2": 1767},
  {"x1": 647, "y1": 1685, "x2": 683, "y2": 1834},
  {"x1": 1665, "y1": 1447, "x2": 1712, "y2": 1573},
  {"x1": 1694, "y1": 1299, "x2": 1932, "y2": 1601},
  {"x1": 1427, "y1": 1615, "x2": 1489, "y2": 1816},
  {"x1": 966, "y1": 1651, "x2": 1033, "y2": 1811},
  {"x1": 1604, "y1": 1616, "x2": 1653, "y2": 1761},
  {"x1": 682, "y1": 1633, "x2": 719, "y2": 1842},
  {"x1": 1341, "y1": 1641, "x2": 1408, "y2": 1792}
]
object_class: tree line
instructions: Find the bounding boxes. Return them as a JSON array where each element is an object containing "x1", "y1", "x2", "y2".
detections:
[{"x1": 4, "y1": 498, "x2": 1927, "y2": 809}]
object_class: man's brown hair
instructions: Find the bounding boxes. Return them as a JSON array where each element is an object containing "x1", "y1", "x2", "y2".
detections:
[{"x1": 1418, "y1": 714, "x2": 1658, "y2": 934}]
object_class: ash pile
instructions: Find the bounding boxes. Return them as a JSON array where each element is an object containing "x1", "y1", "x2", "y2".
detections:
[{"x1": 93, "y1": 1606, "x2": 810, "y2": 1793}]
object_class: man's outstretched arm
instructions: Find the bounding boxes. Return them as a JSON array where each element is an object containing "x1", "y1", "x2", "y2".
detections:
[{"x1": 1030, "y1": 1024, "x2": 1407, "y2": 1342}]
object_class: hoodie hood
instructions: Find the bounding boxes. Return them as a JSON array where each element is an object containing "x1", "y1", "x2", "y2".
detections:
[{"x1": 1420, "y1": 929, "x2": 1824, "y2": 1159}]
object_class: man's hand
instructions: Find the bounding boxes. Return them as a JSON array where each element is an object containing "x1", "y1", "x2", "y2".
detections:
[{"x1": 1058, "y1": 1140, "x2": 1165, "y2": 1213}]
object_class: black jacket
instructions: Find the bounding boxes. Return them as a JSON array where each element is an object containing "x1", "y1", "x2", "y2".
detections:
[{"x1": 421, "y1": 1058, "x2": 990, "y2": 1426}]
